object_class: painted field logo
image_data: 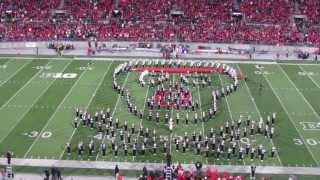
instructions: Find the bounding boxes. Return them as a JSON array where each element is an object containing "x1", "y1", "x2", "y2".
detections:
[{"x1": 300, "y1": 122, "x2": 320, "y2": 130}]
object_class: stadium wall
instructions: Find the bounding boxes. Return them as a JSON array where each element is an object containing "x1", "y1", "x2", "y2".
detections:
[{"x1": 0, "y1": 41, "x2": 318, "y2": 61}]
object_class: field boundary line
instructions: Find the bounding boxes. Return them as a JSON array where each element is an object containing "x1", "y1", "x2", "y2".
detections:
[
  {"x1": 23, "y1": 61, "x2": 79, "y2": 158},
  {"x1": 95, "y1": 71, "x2": 130, "y2": 160},
  {"x1": 2, "y1": 158, "x2": 320, "y2": 175},
  {"x1": 58, "y1": 61, "x2": 114, "y2": 160},
  {"x1": 0, "y1": 60, "x2": 31, "y2": 87},
  {"x1": 263, "y1": 73, "x2": 320, "y2": 166},
  {"x1": 236, "y1": 64, "x2": 282, "y2": 165}
]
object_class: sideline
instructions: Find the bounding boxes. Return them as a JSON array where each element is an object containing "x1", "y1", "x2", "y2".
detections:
[
  {"x1": 0, "y1": 56, "x2": 320, "y2": 66},
  {"x1": 13, "y1": 173, "x2": 137, "y2": 180},
  {"x1": 1, "y1": 158, "x2": 320, "y2": 175}
]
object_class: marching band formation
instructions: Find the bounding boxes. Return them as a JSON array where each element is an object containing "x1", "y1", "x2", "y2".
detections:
[{"x1": 66, "y1": 60, "x2": 278, "y2": 162}]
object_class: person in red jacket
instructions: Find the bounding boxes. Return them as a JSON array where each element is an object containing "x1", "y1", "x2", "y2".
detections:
[
  {"x1": 206, "y1": 167, "x2": 212, "y2": 179},
  {"x1": 177, "y1": 169, "x2": 185, "y2": 180},
  {"x1": 116, "y1": 174, "x2": 123, "y2": 180}
]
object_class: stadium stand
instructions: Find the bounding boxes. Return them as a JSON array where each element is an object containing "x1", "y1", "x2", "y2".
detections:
[{"x1": 0, "y1": 0, "x2": 320, "y2": 44}]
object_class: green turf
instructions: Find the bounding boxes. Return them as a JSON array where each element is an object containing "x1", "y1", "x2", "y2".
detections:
[
  {"x1": 238, "y1": 64, "x2": 317, "y2": 166},
  {"x1": 0, "y1": 58, "x2": 320, "y2": 169},
  {"x1": 61, "y1": 61, "x2": 120, "y2": 160}
]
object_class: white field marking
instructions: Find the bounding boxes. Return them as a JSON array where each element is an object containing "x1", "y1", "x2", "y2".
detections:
[
  {"x1": 277, "y1": 64, "x2": 320, "y2": 121},
  {"x1": 296, "y1": 64, "x2": 320, "y2": 130},
  {"x1": 236, "y1": 64, "x2": 283, "y2": 165},
  {"x1": 0, "y1": 60, "x2": 31, "y2": 87},
  {"x1": 218, "y1": 70, "x2": 245, "y2": 165},
  {"x1": 95, "y1": 71, "x2": 130, "y2": 160},
  {"x1": 217, "y1": 73, "x2": 233, "y2": 120},
  {"x1": 23, "y1": 61, "x2": 82, "y2": 158},
  {"x1": 0, "y1": 60, "x2": 52, "y2": 111},
  {"x1": 140, "y1": 84, "x2": 150, "y2": 126},
  {"x1": 169, "y1": 73, "x2": 176, "y2": 155},
  {"x1": 299, "y1": 122, "x2": 320, "y2": 131},
  {"x1": 0, "y1": 60, "x2": 65, "y2": 143},
  {"x1": 196, "y1": 84, "x2": 205, "y2": 136},
  {"x1": 0, "y1": 58, "x2": 13, "y2": 71},
  {"x1": 58, "y1": 61, "x2": 114, "y2": 160},
  {"x1": 263, "y1": 73, "x2": 320, "y2": 166},
  {"x1": 279, "y1": 63, "x2": 320, "y2": 66},
  {"x1": 0, "y1": 80, "x2": 101, "y2": 87},
  {"x1": 299, "y1": 65, "x2": 320, "y2": 91}
]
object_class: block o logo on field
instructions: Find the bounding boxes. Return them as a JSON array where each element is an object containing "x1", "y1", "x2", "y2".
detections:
[{"x1": 112, "y1": 60, "x2": 239, "y2": 127}]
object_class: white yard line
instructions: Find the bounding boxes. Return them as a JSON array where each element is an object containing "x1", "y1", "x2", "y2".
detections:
[
  {"x1": 217, "y1": 74, "x2": 233, "y2": 120},
  {"x1": 277, "y1": 64, "x2": 320, "y2": 121},
  {"x1": 140, "y1": 84, "x2": 150, "y2": 126},
  {"x1": 0, "y1": 61, "x2": 58, "y2": 144},
  {"x1": 236, "y1": 64, "x2": 282, "y2": 165},
  {"x1": 0, "y1": 61, "x2": 52, "y2": 111},
  {"x1": 263, "y1": 74, "x2": 320, "y2": 166},
  {"x1": 0, "y1": 60, "x2": 30, "y2": 87},
  {"x1": 196, "y1": 85, "x2": 205, "y2": 135},
  {"x1": 58, "y1": 62, "x2": 114, "y2": 160},
  {"x1": 218, "y1": 72, "x2": 246, "y2": 165},
  {"x1": 95, "y1": 71, "x2": 130, "y2": 160},
  {"x1": 298, "y1": 65, "x2": 320, "y2": 91},
  {"x1": 169, "y1": 73, "x2": 176, "y2": 155},
  {"x1": 24, "y1": 61, "x2": 84, "y2": 158}
]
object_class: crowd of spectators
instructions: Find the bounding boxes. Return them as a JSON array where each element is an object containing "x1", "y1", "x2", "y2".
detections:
[
  {"x1": 114, "y1": 163, "x2": 246, "y2": 180},
  {"x1": 0, "y1": 0, "x2": 320, "y2": 45}
]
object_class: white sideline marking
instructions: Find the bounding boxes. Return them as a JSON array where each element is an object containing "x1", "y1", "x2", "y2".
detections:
[
  {"x1": 263, "y1": 73, "x2": 320, "y2": 166},
  {"x1": 59, "y1": 61, "x2": 114, "y2": 160}
]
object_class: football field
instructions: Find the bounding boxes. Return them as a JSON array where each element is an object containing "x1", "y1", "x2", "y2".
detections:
[{"x1": 0, "y1": 57, "x2": 320, "y2": 168}]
